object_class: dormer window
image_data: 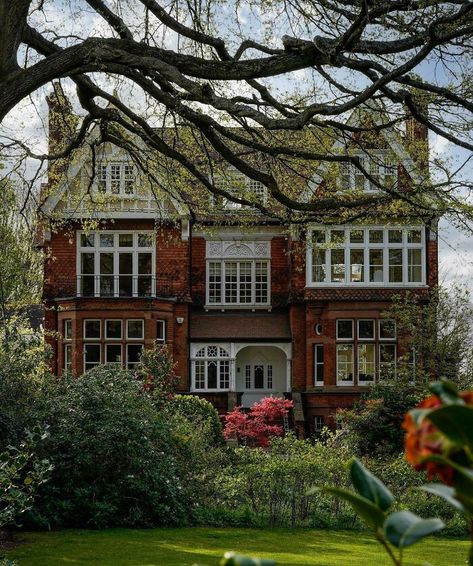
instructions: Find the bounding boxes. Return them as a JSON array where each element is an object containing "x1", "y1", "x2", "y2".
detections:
[
  {"x1": 212, "y1": 170, "x2": 268, "y2": 209},
  {"x1": 96, "y1": 162, "x2": 135, "y2": 196},
  {"x1": 340, "y1": 152, "x2": 397, "y2": 192}
]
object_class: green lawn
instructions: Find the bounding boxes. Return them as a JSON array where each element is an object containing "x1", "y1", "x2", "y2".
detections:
[{"x1": 7, "y1": 528, "x2": 469, "y2": 566}]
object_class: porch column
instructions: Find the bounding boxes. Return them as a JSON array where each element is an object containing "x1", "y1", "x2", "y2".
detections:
[
  {"x1": 230, "y1": 359, "x2": 236, "y2": 392},
  {"x1": 286, "y1": 359, "x2": 292, "y2": 392}
]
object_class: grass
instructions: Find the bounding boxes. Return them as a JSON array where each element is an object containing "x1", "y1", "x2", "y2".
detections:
[{"x1": 7, "y1": 527, "x2": 469, "y2": 566}]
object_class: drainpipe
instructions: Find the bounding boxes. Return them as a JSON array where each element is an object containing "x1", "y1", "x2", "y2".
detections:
[{"x1": 187, "y1": 218, "x2": 193, "y2": 392}]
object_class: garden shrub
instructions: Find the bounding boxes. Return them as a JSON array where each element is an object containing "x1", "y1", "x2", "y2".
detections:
[
  {"x1": 169, "y1": 394, "x2": 224, "y2": 446},
  {"x1": 31, "y1": 366, "x2": 188, "y2": 528}
]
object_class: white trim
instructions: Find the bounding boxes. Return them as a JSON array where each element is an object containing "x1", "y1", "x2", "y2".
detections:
[
  {"x1": 84, "y1": 319, "x2": 101, "y2": 339},
  {"x1": 105, "y1": 343, "x2": 122, "y2": 365},
  {"x1": 156, "y1": 319, "x2": 166, "y2": 343},
  {"x1": 83, "y1": 343, "x2": 101, "y2": 371},
  {"x1": 314, "y1": 344, "x2": 324, "y2": 385},
  {"x1": 126, "y1": 319, "x2": 144, "y2": 340},
  {"x1": 357, "y1": 343, "x2": 376, "y2": 385},
  {"x1": 126, "y1": 343, "x2": 144, "y2": 369},
  {"x1": 306, "y1": 225, "x2": 427, "y2": 288},
  {"x1": 357, "y1": 319, "x2": 375, "y2": 341},
  {"x1": 105, "y1": 319, "x2": 122, "y2": 340},
  {"x1": 336, "y1": 343, "x2": 354, "y2": 386},
  {"x1": 336, "y1": 319, "x2": 354, "y2": 341}
]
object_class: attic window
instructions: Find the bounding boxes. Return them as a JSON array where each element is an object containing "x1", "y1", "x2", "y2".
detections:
[
  {"x1": 96, "y1": 162, "x2": 135, "y2": 196},
  {"x1": 212, "y1": 171, "x2": 268, "y2": 209},
  {"x1": 340, "y1": 152, "x2": 397, "y2": 192}
]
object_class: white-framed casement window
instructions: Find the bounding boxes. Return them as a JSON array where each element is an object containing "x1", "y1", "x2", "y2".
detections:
[
  {"x1": 336, "y1": 344, "x2": 354, "y2": 385},
  {"x1": 105, "y1": 343, "x2": 122, "y2": 365},
  {"x1": 96, "y1": 161, "x2": 136, "y2": 196},
  {"x1": 340, "y1": 152, "x2": 397, "y2": 192},
  {"x1": 77, "y1": 231, "x2": 155, "y2": 298},
  {"x1": 84, "y1": 319, "x2": 101, "y2": 339},
  {"x1": 156, "y1": 320, "x2": 166, "y2": 343},
  {"x1": 84, "y1": 343, "x2": 101, "y2": 371},
  {"x1": 63, "y1": 319, "x2": 72, "y2": 372},
  {"x1": 192, "y1": 345, "x2": 230, "y2": 391},
  {"x1": 307, "y1": 226, "x2": 425, "y2": 287},
  {"x1": 244, "y1": 364, "x2": 273, "y2": 390},
  {"x1": 358, "y1": 343, "x2": 376, "y2": 384},
  {"x1": 314, "y1": 344, "x2": 324, "y2": 385},
  {"x1": 314, "y1": 415, "x2": 325, "y2": 433},
  {"x1": 206, "y1": 241, "x2": 271, "y2": 308},
  {"x1": 105, "y1": 320, "x2": 122, "y2": 340},
  {"x1": 127, "y1": 319, "x2": 144, "y2": 340},
  {"x1": 127, "y1": 344, "x2": 143, "y2": 369},
  {"x1": 212, "y1": 169, "x2": 268, "y2": 209}
]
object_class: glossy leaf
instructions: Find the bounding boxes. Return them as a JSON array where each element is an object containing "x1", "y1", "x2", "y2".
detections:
[
  {"x1": 349, "y1": 458, "x2": 394, "y2": 512},
  {"x1": 429, "y1": 380, "x2": 462, "y2": 405},
  {"x1": 420, "y1": 484, "x2": 465, "y2": 512},
  {"x1": 220, "y1": 552, "x2": 276, "y2": 566},
  {"x1": 320, "y1": 486, "x2": 385, "y2": 529},
  {"x1": 384, "y1": 511, "x2": 444, "y2": 548},
  {"x1": 426, "y1": 405, "x2": 473, "y2": 450}
]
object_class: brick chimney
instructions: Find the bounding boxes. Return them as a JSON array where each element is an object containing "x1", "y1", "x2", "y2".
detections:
[{"x1": 405, "y1": 94, "x2": 429, "y2": 173}]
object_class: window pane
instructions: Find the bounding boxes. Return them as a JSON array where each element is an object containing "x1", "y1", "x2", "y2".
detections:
[
  {"x1": 127, "y1": 320, "x2": 144, "y2": 339},
  {"x1": 315, "y1": 344, "x2": 324, "y2": 383},
  {"x1": 208, "y1": 361, "x2": 217, "y2": 389},
  {"x1": 119, "y1": 253, "x2": 133, "y2": 274},
  {"x1": 407, "y1": 229, "x2": 422, "y2": 243},
  {"x1": 119, "y1": 233, "x2": 133, "y2": 247},
  {"x1": 124, "y1": 164, "x2": 135, "y2": 195},
  {"x1": 156, "y1": 320, "x2": 165, "y2": 342},
  {"x1": 388, "y1": 229, "x2": 402, "y2": 243},
  {"x1": 369, "y1": 230, "x2": 384, "y2": 244},
  {"x1": 380, "y1": 344, "x2": 397, "y2": 381},
  {"x1": 358, "y1": 344, "x2": 375, "y2": 383},
  {"x1": 369, "y1": 249, "x2": 384, "y2": 282},
  {"x1": 127, "y1": 344, "x2": 143, "y2": 369},
  {"x1": 110, "y1": 163, "x2": 121, "y2": 194},
  {"x1": 312, "y1": 230, "x2": 325, "y2": 244},
  {"x1": 106, "y1": 344, "x2": 122, "y2": 365},
  {"x1": 138, "y1": 253, "x2": 152, "y2": 274},
  {"x1": 64, "y1": 320, "x2": 72, "y2": 340},
  {"x1": 99, "y1": 234, "x2": 114, "y2": 247},
  {"x1": 255, "y1": 262, "x2": 268, "y2": 304},
  {"x1": 81, "y1": 276, "x2": 95, "y2": 297},
  {"x1": 106, "y1": 320, "x2": 122, "y2": 339},
  {"x1": 350, "y1": 229, "x2": 364, "y2": 243},
  {"x1": 64, "y1": 344, "x2": 72, "y2": 372},
  {"x1": 312, "y1": 249, "x2": 326, "y2": 282},
  {"x1": 388, "y1": 249, "x2": 403, "y2": 282},
  {"x1": 84, "y1": 344, "x2": 101, "y2": 370},
  {"x1": 138, "y1": 276, "x2": 152, "y2": 297},
  {"x1": 100, "y1": 253, "x2": 114, "y2": 274},
  {"x1": 239, "y1": 262, "x2": 252, "y2": 303},
  {"x1": 80, "y1": 233, "x2": 95, "y2": 247},
  {"x1": 337, "y1": 320, "x2": 353, "y2": 339},
  {"x1": 337, "y1": 344, "x2": 353, "y2": 383},
  {"x1": 245, "y1": 365, "x2": 251, "y2": 388},
  {"x1": 379, "y1": 319, "x2": 396, "y2": 339},
  {"x1": 330, "y1": 230, "x2": 345, "y2": 245},
  {"x1": 84, "y1": 320, "x2": 101, "y2": 339},
  {"x1": 219, "y1": 360, "x2": 230, "y2": 389},
  {"x1": 350, "y1": 249, "x2": 364, "y2": 282},
  {"x1": 194, "y1": 361, "x2": 205, "y2": 389},
  {"x1": 331, "y1": 249, "x2": 345, "y2": 282},
  {"x1": 358, "y1": 320, "x2": 374, "y2": 340},
  {"x1": 408, "y1": 249, "x2": 422, "y2": 282},
  {"x1": 225, "y1": 262, "x2": 238, "y2": 303},
  {"x1": 138, "y1": 233, "x2": 153, "y2": 247},
  {"x1": 208, "y1": 262, "x2": 221, "y2": 304},
  {"x1": 81, "y1": 253, "x2": 95, "y2": 274}
]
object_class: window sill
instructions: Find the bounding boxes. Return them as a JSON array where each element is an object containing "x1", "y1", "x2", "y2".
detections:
[
  {"x1": 204, "y1": 304, "x2": 272, "y2": 311},
  {"x1": 306, "y1": 283, "x2": 428, "y2": 289}
]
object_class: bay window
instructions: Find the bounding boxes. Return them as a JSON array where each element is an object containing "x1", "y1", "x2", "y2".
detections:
[
  {"x1": 78, "y1": 231, "x2": 155, "y2": 297},
  {"x1": 308, "y1": 226, "x2": 425, "y2": 286},
  {"x1": 207, "y1": 260, "x2": 269, "y2": 306}
]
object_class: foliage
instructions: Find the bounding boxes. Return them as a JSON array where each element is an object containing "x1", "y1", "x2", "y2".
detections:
[
  {"x1": 224, "y1": 397, "x2": 293, "y2": 447},
  {"x1": 0, "y1": 427, "x2": 51, "y2": 528},
  {"x1": 0, "y1": 317, "x2": 50, "y2": 451},
  {"x1": 386, "y1": 286, "x2": 473, "y2": 389},
  {"x1": 169, "y1": 394, "x2": 224, "y2": 446},
  {"x1": 136, "y1": 344, "x2": 180, "y2": 408},
  {"x1": 336, "y1": 385, "x2": 423, "y2": 457},
  {"x1": 31, "y1": 365, "x2": 188, "y2": 528},
  {"x1": 0, "y1": 175, "x2": 42, "y2": 325}
]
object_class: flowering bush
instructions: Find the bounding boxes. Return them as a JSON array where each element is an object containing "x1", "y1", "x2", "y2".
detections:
[{"x1": 224, "y1": 397, "x2": 293, "y2": 447}]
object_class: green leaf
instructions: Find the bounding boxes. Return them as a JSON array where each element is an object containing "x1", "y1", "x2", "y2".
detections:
[
  {"x1": 426, "y1": 405, "x2": 473, "y2": 450},
  {"x1": 348, "y1": 458, "x2": 394, "y2": 512},
  {"x1": 320, "y1": 486, "x2": 385, "y2": 529},
  {"x1": 220, "y1": 552, "x2": 276, "y2": 566},
  {"x1": 429, "y1": 381, "x2": 463, "y2": 405},
  {"x1": 420, "y1": 484, "x2": 465, "y2": 512},
  {"x1": 384, "y1": 511, "x2": 444, "y2": 549}
]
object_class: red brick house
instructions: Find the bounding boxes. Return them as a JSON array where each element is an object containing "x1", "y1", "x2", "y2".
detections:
[{"x1": 40, "y1": 84, "x2": 437, "y2": 435}]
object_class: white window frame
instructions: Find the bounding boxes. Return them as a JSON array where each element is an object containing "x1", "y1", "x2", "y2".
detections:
[
  {"x1": 64, "y1": 343, "x2": 72, "y2": 372},
  {"x1": 94, "y1": 160, "x2": 136, "y2": 196},
  {"x1": 206, "y1": 259, "x2": 270, "y2": 308},
  {"x1": 84, "y1": 343, "x2": 101, "y2": 371},
  {"x1": 357, "y1": 343, "x2": 376, "y2": 385},
  {"x1": 126, "y1": 319, "x2": 144, "y2": 340},
  {"x1": 64, "y1": 319, "x2": 72, "y2": 341},
  {"x1": 77, "y1": 231, "x2": 155, "y2": 298},
  {"x1": 314, "y1": 415, "x2": 325, "y2": 433},
  {"x1": 336, "y1": 319, "x2": 354, "y2": 341},
  {"x1": 105, "y1": 343, "x2": 122, "y2": 366},
  {"x1": 358, "y1": 319, "x2": 375, "y2": 341},
  {"x1": 126, "y1": 343, "x2": 144, "y2": 369},
  {"x1": 314, "y1": 344, "x2": 324, "y2": 385},
  {"x1": 84, "y1": 319, "x2": 101, "y2": 339},
  {"x1": 105, "y1": 319, "x2": 122, "y2": 340},
  {"x1": 339, "y1": 151, "x2": 398, "y2": 193},
  {"x1": 191, "y1": 345, "x2": 231, "y2": 391},
  {"x1": 212, "y1": 169, "x2": 268, "y2": 209},
  {"x1": 156, "y1": 319, "x2": 166, "y2": 344},
  {"x1": 379, "y1": 319, "x2": 397, "y2": 340},
  {"x1": 336, "y1": 343, "x2": 354, "y2": 386},
  {"x1": 243, "y1": 363, "x2": 274, "y2": 391},
  {"x1": 307, "y1": 226, "x2": 426, "y2": 288},
  {"x1": 379, "y1": 343, "x2": 397, "y2": 381}
]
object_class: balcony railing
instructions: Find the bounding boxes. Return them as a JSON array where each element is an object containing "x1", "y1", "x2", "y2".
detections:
[{"x1": 44, "y1": 275, "x2": 177, "y2": 299}]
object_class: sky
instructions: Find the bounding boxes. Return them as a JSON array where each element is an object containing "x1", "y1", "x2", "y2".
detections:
[{"x1": 1, "y1": 0, "x2": 472, "y2": 294}]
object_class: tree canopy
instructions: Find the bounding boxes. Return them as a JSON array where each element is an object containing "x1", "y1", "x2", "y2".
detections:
[{"x1": 0, "y1": 0, "x2": 472, "y2": 221}]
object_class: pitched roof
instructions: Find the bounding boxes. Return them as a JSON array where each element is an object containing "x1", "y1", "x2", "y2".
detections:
[{"x1": 190, "y1": 311, "x2": 291, "y2": 341}]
